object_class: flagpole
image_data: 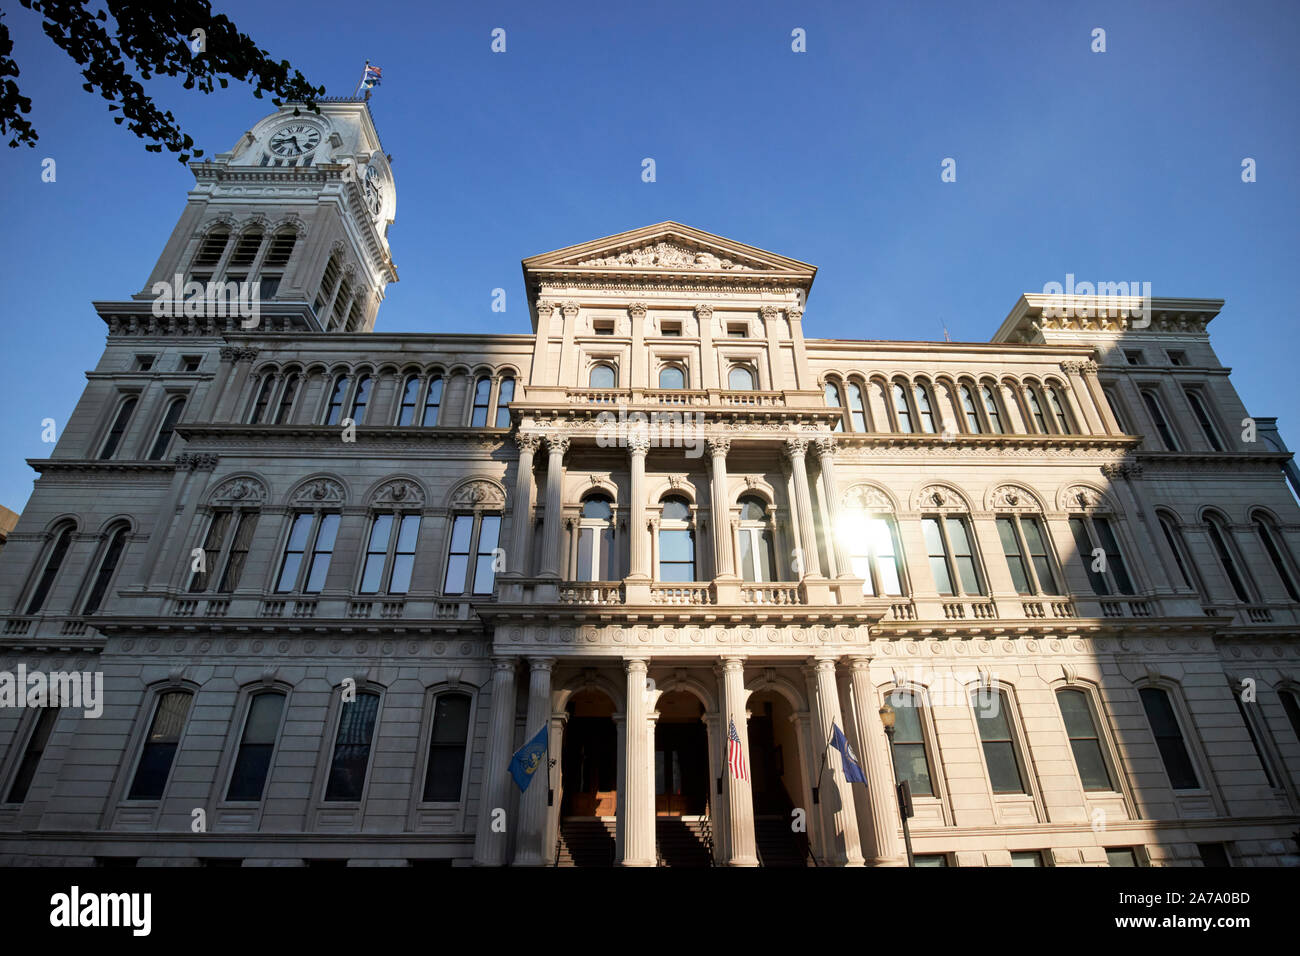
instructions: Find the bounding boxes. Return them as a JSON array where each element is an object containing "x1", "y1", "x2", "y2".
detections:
[{"x1": 351, "y1": 59, "x2": 369, "y2": 100}]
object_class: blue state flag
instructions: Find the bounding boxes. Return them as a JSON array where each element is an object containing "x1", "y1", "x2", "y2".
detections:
[
  {"x1": 509, "y1": 725, "x2": 549, "y2": 793},
  {"x1": 831, "y1": 723, "x2": 867, "y2": 784}
]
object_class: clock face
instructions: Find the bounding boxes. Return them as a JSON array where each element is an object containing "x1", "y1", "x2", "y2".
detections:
[
  {"x1": 268, "y1": 125, "x2": 321, "y2": 157},
  {"x1": 363, "y1": 164, "x2": 384, "y2": 215}
]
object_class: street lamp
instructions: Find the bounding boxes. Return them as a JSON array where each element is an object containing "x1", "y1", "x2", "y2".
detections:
[{"x1": 879, "y1": 702, "x2": 915, "y2": 867}]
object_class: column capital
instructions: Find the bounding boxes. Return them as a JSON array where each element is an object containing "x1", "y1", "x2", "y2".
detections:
[
  {"x1": 758, "y1": 305, "x2": 780, "y2": 321},
  {"x1": 706, "y1": 436, "x2": 731, "y2": 458},
  {"x1": 491, "y1": 657, "x2": 517, "y2": 673},
  {"x1": 787, "y1": 306, "x2": 803, "y2": 322},
  {"x1": 561, "y1": 300, "x2": 580, "y2": 318},
  {"x1": 1101, "y1": 462, "x2": 1143, "y2": 480},
  {"x1": 623, "y1": 657, "x2": 648, "y2": 673},
  {"x1": 1060, "y1": 359, "x2": 1099, "y2": 376},
  {"x1": 806, "y1": 656, "x2": 840, "y2": 673},
  {"x1": 535, "y1": 300, "x2": 555, "y2": 317},
  {"x1": 717, "y1": 657, "x2": 747, "y2": 673},
  {"x1": 783, "y1": 436, "x2": 811, "y2": 460},
  {"x1": 627, "y1": 431, "x2": 651, "y2": 454},
  {"x1": 813, "y1": 436, "x2": 837, "y2": 460},
  {"x1": 627, "y1": 301, "x2": 648, "y2": 319},
  {"x1": 515, "y1": 431, "x2": 543, "y2": 454},
  {"x1": 693, "y1": 303, "x2": 714, "y2": 321},
  {"x1": 544, "y1": 434, "x2": 570, "y2": 457},
  {"x1": 527, "y1": 657, "x2": 556, "y2": 672},
  {"x1": 846, "y1": 655, "x2": 874, "y2": 671}
]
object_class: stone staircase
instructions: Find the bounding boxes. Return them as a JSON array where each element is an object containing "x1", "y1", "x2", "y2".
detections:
[
  {"x1": 755, "y1": 814, "x2": 814, "y2": 867},
  {"x1": 555, "y1": 818, "x2": 617, "y2": 867},
  {"x1": 655, "y1": 817, "x2": 713, "y2": 867}
]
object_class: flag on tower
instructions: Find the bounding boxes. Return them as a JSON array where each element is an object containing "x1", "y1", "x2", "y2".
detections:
[
  {"x1": 361, "y1": 64, "x2": 383, "y2": 89},
  {"x1": 727, "y1": 717, "x2": 748, "y2": 781},
  {"x1": 830, "y1": 723, "x2": 867, "y2": 784}
]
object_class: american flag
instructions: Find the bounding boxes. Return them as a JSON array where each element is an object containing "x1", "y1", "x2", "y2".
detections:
[
  {"x1": 727, "y1": 717, "x2": 748, "y2": 781},
  {"x1": 361, "y1": 64, "x2": 383, "y2": 90}
]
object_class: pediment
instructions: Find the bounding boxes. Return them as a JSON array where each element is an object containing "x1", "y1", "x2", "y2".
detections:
[{"x1": 522, "y1": 222, "x2": 817, "y2": 280}]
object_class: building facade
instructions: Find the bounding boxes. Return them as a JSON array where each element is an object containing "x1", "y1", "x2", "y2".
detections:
[{"x1": 1, "y1": 101, "x2": 1298, "y2": 868}]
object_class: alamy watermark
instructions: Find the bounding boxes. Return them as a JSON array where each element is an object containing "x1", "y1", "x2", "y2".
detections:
[
  {"x1": 596, "y1": 406, "x2": 706, "y2": 458},
  {"x1": 151, "y1": 272, "x2": 260, "y2": 328},
  {"x1": 1040, "y1": 274, "x2": 1151, "y2": 328},
  {"x1": 0, "y1": 664, "x2": 103, "y2": 718}
]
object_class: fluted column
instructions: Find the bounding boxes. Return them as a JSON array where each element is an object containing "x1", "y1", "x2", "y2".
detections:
[
  {"x1": 847, "y1": 657, "x2": 905, "y2": 865},
  {"x1": 814, "y1": 438, "x2": 854, "y2": 579},
  {"x1": 783, "y1": 437, "x2": 823, "y2": 578},
  {"x1": 473, "y1": 658, "x2": 518, "y2": 866},
  {"x1": 718, "y1": 658, "x2": 758, "y2": 865},
  {"x1": 512, "y1": 657, "x2": 554, "y2": 866},
  {"x1": 507, "y1": 432, "x2": 540, "y2": 576},
  {"x1": 627, "y1": 432, "x2": 651, "y2": 579},
  {"x1": 538, "y1": 435, "x2": 568, "y2": 578},
  {"x1": 707, "y1": 437, "x2": 737, "y2": 578},
  {"x1": 622, "y1": 658, "x2": 655, "y2": 866},
  {"x1": 806, "y1": 657, "x2": 864, "y2": 865}
]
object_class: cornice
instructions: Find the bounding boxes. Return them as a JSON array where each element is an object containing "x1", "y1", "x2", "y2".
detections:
[
  {"x1": 26, "y1": 459, "x2": 178, "y2": 475},
  {"x1": 174, "y1": 424, "x2": 509, "y2": 450}
]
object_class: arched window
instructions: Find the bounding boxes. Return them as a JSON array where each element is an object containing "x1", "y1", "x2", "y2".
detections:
[
  {"x1": 129, "y1": 690, "x2": 193, "y2": 800},
  {"x1": 589, "y1": 365, "x2": 617, "y2": 389},
  {"x1": 81, "y1": 523, "x2": 129, "y2": 615},
  {"x1": 971, "y1": 687, "x2": 1027, "y2": 793},
  {"x1": 189, "y1": 508, "x2": 259, "y2": 594},
  {"x1": 1252, "y1": 511, "x2": 1300, "y2": 602},
  {"x1": 348, "y1": 374, "x2": 372, "y2": 424},
  {"x1": 1067, "y1": 512, "x2": 1134, "y2": 596},
  {"x1": 247, "y1": 374, "x2": 275, "y2": 425},
  {"x1": 396, "y1": 374, "x2": 421, "y2": 426},
  {"x1": 885, "y1": 689, "x2": 935, "y2": 796},
  {"x1": 959, "y1": 384, "x2": 983, "y2": 433},
  {"x1": 1138, "y1": 687, "x2": 1200, "y2": 790},
  {"x1": 469, "y1": 376, "x2": 492, "y2": 427},
  {"x1": 914, "y1": 382, "x2": 937, "y2": 433},
  {"x1": 1103, "y1": 388, "x2": 1129, "y2": 433},
  {"x1": 148, "y1": 397, "x2": 185, "y2": 460},
  {"x1": 1057, "y1": 688, "x2": 1118, "y2": 791},
  {"x1": 823, "y1": 380, "x2": 844, "y2": 433},
  {"x1": 1024, "y1": 385, "x2": 1048, "y2": 433},
  {"x1": 226, "y1": 691, "x2": 286, "y2": 802},
  {"x1": 847, "y1": 381, "x2": 868, "y2": 432},
  {"x1": 1157, "y1": 511, "x2": 1204, "y2": 597},
  {"x1": 1279, "y1": 689, "x2": 1300, "y2": 744},
  {"x1": 980, "y1": 384, "x2": 1005, "y2": 433},
  {"x1": 1204, "y1": 513, "x2": 1254, "y2": 602},
  {"x1": 728, "y1": 366, "x2": 755, "y2": 391},
  {"x1": 423, "y1": 693, "x2": 472, "y2": 802},
  {"x1": 4, "y1": 706, "x2": 59, "y2": 804},
  {"x1": 1185, "y1": 389, "x2": 1224, "y2": 451},
  {"x1": 845, "y1": 509, "x2": 904, "y2": 596},
  {"x1": 658, "y1": 496, "x2": 695, "y2": 582},
  {"x1": 314, "y1": 252, "x2": 342, "y2": 318},
  {"x1": 660, "y1": 366, "x2": 686, "y2": 390},
  {"x1": 1141, "y1": 388, "x2": 1180, "y2": 450},
  {"x1": 892, "y1": 383, "x2": 913, "y2": 432},
  {"x1": 996, "y1": 514, "x2": 1059, "y2": 594},
  {"x1": 259, "y1": 228, "x2": 296, "y2": 300},
  {"x1": 422, "y1": 375, "x2": 444, "y2": 426},
  {"x1": 273, "y1": 371, "x2": 299, "y2": 425},
  {"x1": 191, "y1": 226, "x2": 229, "y2": 273},
  {"x1": 324, "y1": 690, "x2": 380, "y2": 801},
  {"x1": 99, "y1": 396, "x2": 138, "y2": 459},
  {"x1": 227, "y1": 227, "x2": 263, "y2": 276},
  {"x1": 737, "y1": 495, "x2": 776, "y2": 583},
  {"x1": 323, "y1": 374, "x2": 349, "y2": 425},
  {"x1": 25, "y1": 523, "x2": 74, "y2": 615},
  {"x1": 577, "y1": 494, "x2": 617, "y2": 581},
  {"x1": 495, "y1": 376, "x2": 515, "y2": 428},
  {"x1": 1048, "y1": 385, "x2": 1074, "y2": 434}
]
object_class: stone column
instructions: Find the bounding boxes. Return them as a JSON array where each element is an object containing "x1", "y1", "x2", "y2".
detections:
[
  {"x1": 622, "y1": 659, "x2": 656, "y2": 866},
  {"x1": 538, "y1": 435, "x2": 568, "y2": 578},
  {"x1": 629, "y1": 302, "x2": 647, "y2": 389},
  {"x1": 214, "y1": 347, "x2": 257, "y2": 422},
  {"x1": 814, "y1": 438, "x2": 853, "y2": 579},
  {"x1": 783, "y1": 437, "x2": 823, "y2": 578},
  {"x1": 1102, "y1": 463, "x2": 1175, "y2": 593},
  {"x1": 507, "y1": 433, "x2": 540, "y2": 576},
  {"x1": 847, "y1": 657, "x2": 905, "y2": 865},
  {"x1": 718, "y1": 658, "x2": 758, "y2": 866},
  {"x1": 512, "y1": 657, "x2": 554, "y2": 866},
  {"x1": 707, "y1": 437, "x2": 737, "y2": 578},
  {"x1": 529, "y1": 301, "x2": 554, "y2": 387},
  {"x1": 787, "y1": 305, "x2": 812, "y2": 390},
  {"x1": 806, "y1": 657, "x2": 864, "y2": 866},
  {"x1": 1059, "y1": 361, "x2": 1104, "y2": 434},
  {"x1": 627, "y1": 432, "x2": 651, "y2": 579},
  {"x1": 696, "y1": 305, "x2": 719, "y2": 389},
  {"x1": 197, "y1": 347, "x2": 238, "y2": 420},
  {"x1": 473, "y1": 658, "x2": 518, "y2": 866}
]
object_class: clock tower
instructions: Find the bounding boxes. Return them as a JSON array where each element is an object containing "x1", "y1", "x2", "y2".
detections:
[{"x1": 135, "y1": 98, "x2": 398, "y2": 333}]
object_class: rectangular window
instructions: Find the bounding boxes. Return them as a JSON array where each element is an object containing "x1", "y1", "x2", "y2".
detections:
[
  {"x1": 998, "y1": 516, "x2": 1058, "y2": 595},
  {"x1": 922, "y1": 517, "x2": 954, "y2": 595},
  {"x1": 443, "y1": 515, "x2": 473, "y2": 594},
  {"x1": 472, "y1": 515, "x2": 501, "y2": 594},
  {"x1": 442, "y1": 514, "x2": 500, "y2": 595},
  {"x1": 660, "y1": 322, "x2": 682, "y2": 336},
  {"x1": 1010, "y1": 851, "x2": 1044, "y2": 866},
  {"x1": 888, "y1": 694, "x2": 934, "y2": 796},
  {"x1": 1092, "y1": 517, "x2": 1134, "y2": 594},
  {"x1": 1057, "y1": 689, "x2": 1117, "y2": 791},
  {"x1": 4, "y1": 707, "x2": 59, "y2": 804},
  {"x1": 128, "y1": 692, "x2": 191, "y2": 800},
  {"x1": 997, "y1": 517, "x2": 1032, "y2": 594},
  {"x1": 217, "y1": 513, "x2": 257, "y2": 593},
  {"x1": 593, "y1": 321, "x2": 614, "y2": 335},
  {"x1": 1233, "y1": 694, "x2": 1276, "y2": 788},
  {"x1": 276, "y1": 513, "x2": 338, "y2": 594},
  {"x1": 422, "y1": 695, "x2": 471, "y2": 802},
  {"x1": 191, "y1": 511, "x2": 231, "y2": 593},
  {"x1": 1184, "y1": 389, "x2": 1224, "y2": 451},
  {"x1": 134, "y1": 355, "x2": 155, "y2": 371},
  {"x1": 324, "y1": 692, "x2": 379, "y2": 801},
  {"x1": 727, "y1": 324, "x2": 747, "y2": 338},
  {"x1": 973, "y1": 691, "x2": 1026, "y2": 793},
  {"x1": 913, "y1": 854, "x2": 949, "y2": 867},
  {"x1": 1020, "y1": 516, "x2": 1058, "y2": 594},
  {"x1": 1141, "y1": 389, "x2": 1180, "y2": 451},
  {"x1": 181, "y1": 356, "x2": 202, "y2": 372},
  {"x1": 190, "y1": 510, "x2": 258, "y2": 594},
  {"x1": 1197, "y1": 843, "x2": 1231, "y2": 867},
  {"x1": 360, "y1": 513, "x2": 421, "y2": 595},
  {"x1": 99, "y1": 397, "x2": 138, "y2": 459},
  {"x1": 1167, "y1": 350, "x2": 1188, "y2": 366},
  {"x1": 1106, "y1": 847, "x2": 1138, "y2": 867},
  {"x1": 226, "y1": 693, "x2": 285, "y2": 802},
  {"x1": 1070, "y1": 516, "x2": 1133, "y2": 596},
  {"x1": 658, "y1": 529, "x2": 696, "y2": 582},
  {"x1": 1124, "y1": 350, "x2": 1146, "y2": 366},
  {"x1": 1139, "y1": 688, "x2": 1200, "y2": 790}
]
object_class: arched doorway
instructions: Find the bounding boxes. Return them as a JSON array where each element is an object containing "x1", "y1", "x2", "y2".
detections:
[
  {"x1": 747, "y1": 690, "x2": 811, "y2": 866},
  {"x1": 561, "y1": 689, "x2": 617, "y2": 818},
  {"x1": 654, "y1": 691, "x2": 709, "y2": 816}
]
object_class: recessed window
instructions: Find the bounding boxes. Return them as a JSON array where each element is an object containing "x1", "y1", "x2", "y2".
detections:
[
  {"x1": 728, "y1": 366, "x2": 755, "y2": 391},
  {"x1": 922, "y1": 516, "x2": 983, "y2": 596},
  {"x1": 980, "y1": 384, "x2": 1005, "y2": 433},
  {"x1": 422, "y1": 376, "x2": 444, "y2": 426},
  {"x1": 727, "y1": 324, "x2": 746, "y2": 338},
  {"x1": 1139, "y1": 687, "x2": 1199, "y2": 790},
  {"x1": 892, "y1": 384, "x2": 913, "y2": 432},
  {"x1": 1106, "y1": 847, "x2": 1139, "y2": 867},
  {"x1": 885, "y1": 690, "x2": 934, "y2": 796},
  {"x1": 1010, "y1": 851, "x2": 1044, "y2": 867},
  {"x1": 82, "y1": 524, "x2": 129, "y2": 615},
  {"x1": 659, "y1": 366, "x2": 685, "y2": 390},
  {"x1": 443, "y1": 513, "x2": 502, "y2": 595},
  {"x1": 4, "y1": 707, "x2": 59, "y2": 804},
  {"x1": 180, "y1": 356, "x2": 202, "y2": 372},
  {"x1": 275, "y1": 512, "x2": 340, "y2": 593},
  {"x1": 1057, "y1": 688, "x2": 1117, "y2": 791},
  {"x1": 1157, "y1": 511, "x2": 1204, "y2": 597},
  {"x1": 972, "y1": 688, "x2": 1027, "y2": 794},
  {"x1": 589, "y1": 365, "x2": 617, "y2": 389},
  {"x1": 190, "y1": 510, "x2": 259, "y2": 594},
  {"x1": 349, "y1": 374, "x2": 372, "y2": 424},
  {"x1": 1067, "y1": 515, "x2": 1134, "y2": 595},
  {"x1": 323, "y1": 374, "x2": 350, "y2": 426},
  {"x1": 324, "y1": 691, "x2": 380, "y2": 802},
  {"x1": 128, "y1": 691, "x2": 192, "y2": 800},
  {"x1": 360, "y1": 513, "x2": 422, "y2": 595},
  {"x1": 737, "y1": 496, "x2": 776, "y2": 583},
  {"x1": 660, "y1": 322, "x2": 682, "y2": 336},
  {"x1": 423, "y1": 693, "x2": 471, "y2": 802},
  {"x1": 1184, "y1": 389, "x2": 1223, "y2": 451},
  {"x1": 1277, "y1": 689, "x2": 1300, "y2": 744},
  {"x1": 1253, "y1": 512, "x2": 1300, "y2": 602},
  {"x1": 657, "y1": 496, "x2": 695, "y2": 582},
  {"x1": 593, "y1": 321, "x2": 615, "y2": 336},
  {"x1": 1141, "y1": 389, "x2": 1179, "y2": 450},
  {"x1": 134, "y1": 355, "x2": 155, "y2": 372},
  {"x1": 577, "y1": 495, "x2": 617, "y2": 582},
  {"x1": 226, "y1": 692, "x2": 286, "y2": 802},
  {"x1": 847, "y1": 513, "x2": 904, "y2": 597},
  {"x1": 1124, "y1": 350, "x2": 1146, "y2": 366},
  {"x1": 99, "y1": 397, "x2": 138, "y2": 459},
  {"x1": 1167, "y1": 350, "x2": 1189, "y2": 366},
  {"x1": 914, "y1": 383, "x2": 937, "y2": 433},
  {"x1": 1197, "y1": 843, "x2": 1231, "y2": 867},
  {"x1": 913, "y1": 854, "x2": 949, "y2": 867},
  {"x1": 495, "y1": 376, "x2": 515, "y2": 428},
  {"x1": 148, "y1": 397, "x2": 186, "y2": 460},
  {"x1": 996, "y1": 515, "x2": 1058, "y2": 595},
  {"x1": 273, "y1": 372, "x2": 299, "y2": 425},
  {"x1": 1232, "y1": 692, "x2": 1276, "y2": 787},
  {"x1": 959, "y1": 384, "x2": 982, "y2": 433},
  {"x1": 469, "y1": 376, "x2": 491, "y2": 426},
  {"x1": 396, "y1": 375, "x2": 420, "y2": 426},
  {"x1": 1204, "y1": 513, "x2": 1253, "y2": 602},
  {"x1": 24, "y1": 524, "x2": 74, "y2": 615}
]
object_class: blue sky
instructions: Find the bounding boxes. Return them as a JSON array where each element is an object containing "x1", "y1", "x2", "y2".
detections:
[{"x1": 0, "y1": 0, "x2": 1297, "y2": 510}]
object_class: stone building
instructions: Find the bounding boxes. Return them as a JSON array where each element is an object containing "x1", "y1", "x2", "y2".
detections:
[{"x1": 1, "y1": 101, "x2": 1298, "y2": 867}]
